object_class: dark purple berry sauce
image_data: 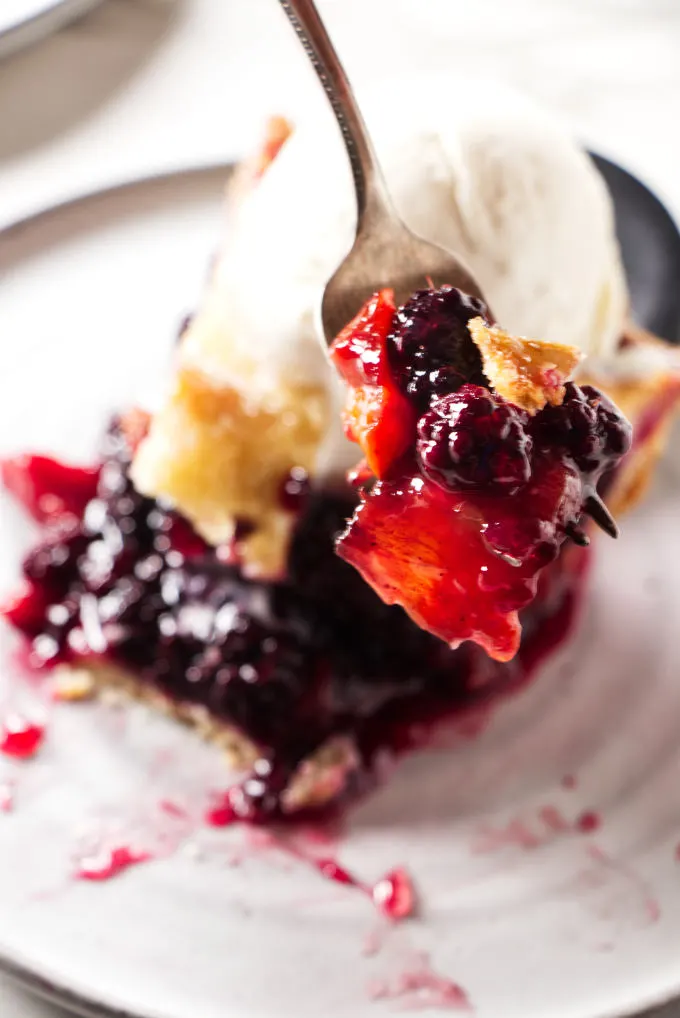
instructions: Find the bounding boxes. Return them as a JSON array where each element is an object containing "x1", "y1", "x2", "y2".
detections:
[{"x1": 2, "y1": 419, "x2": 584, "y2": 819}]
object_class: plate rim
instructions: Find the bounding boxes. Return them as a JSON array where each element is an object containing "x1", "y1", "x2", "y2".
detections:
[
  {"x1": 0, "y1": 884, "x2": 677, "y2": 1018},
  {"x1": 0, "y1": 948, "x2": 138, "y2": 1018},
  {"x1": 0, "y1": 159, "x2": 235, "y2": 238},
  {"x1": 0, "y1": 159, "x2": 234, "y2": 1018},
  {"x1": 0, "y1": 0, "x2": 104, "y2": 61},
  {"x1": 0, "y1": 161, "x2": 678, "y2": 1018}
]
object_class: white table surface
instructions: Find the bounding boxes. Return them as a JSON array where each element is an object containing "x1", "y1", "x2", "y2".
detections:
[{"x1": 1, "y1": 1, "x2": 680, "y2": 1015}]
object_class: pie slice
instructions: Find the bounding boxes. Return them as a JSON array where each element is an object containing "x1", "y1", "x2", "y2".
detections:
[
  {"x1": 2, "y1": 125, "x2": 680, "y2": 820},
  {"x1": 130, "y1": 116, "x2": 329, "y2": 582}
]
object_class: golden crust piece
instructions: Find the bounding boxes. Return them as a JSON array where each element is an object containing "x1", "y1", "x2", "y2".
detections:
[
  {"x1": 131, "y1": 265, "x2": 328, "y2": 581},
  {"x1": 583, "y1": 323, "x2": 680, "y2": 516},
  {"x1": 132, "y1": 116, "x2": 329, "y2": 581},
  {"x1": 50, "y1": 665, "x2": 96, "y2": 702},
  {"x1": 469, "y1": 317, "x2": 583, "y2": 413},
  {"x1": 132, "y1": 361, "x2": 326, "y2": 579}
]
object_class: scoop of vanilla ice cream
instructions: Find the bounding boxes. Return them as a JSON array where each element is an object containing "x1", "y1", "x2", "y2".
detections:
[{"x1": 215, "y1": 75, "x2": 627, "y2": 478}]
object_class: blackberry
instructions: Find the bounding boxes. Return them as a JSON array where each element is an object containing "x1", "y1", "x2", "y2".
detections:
[
  {"x1": 416, "y1": 384, "x2": 533, "y2": 494},
  {"x1": 388, "y1": 286, "x2": 489, "y2": 410}
]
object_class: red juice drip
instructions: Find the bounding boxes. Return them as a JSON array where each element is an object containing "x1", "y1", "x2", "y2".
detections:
[
  {"x1": 575, "y1": 810, "x2": 601, "y2": 834},
  {"x1": 0, "y1": 783, "x2": 14, "y2": 812},
  {"x1": 0, "y1": 714, "x2": 45, "y2": 759},
  {"x1": 158, "y1": 799, "x2": 188, "y2": 820},
  {"x1": 204, "y1": 788, "x2": 416, "y2": 920},
  {"x1": 313, "y1": 857, "x2": 363, "y2": 887},
  {"x1": 537, "y1": 805, "x2": 571, "y2": 835},
  {"x1": 372, "y1": 867, "x2": 416, "y2": 920},
  {"x1": 369, "y1": 951, "x2": 471, "y2": 1010},
  {"x1": 205, "y1": 788, "x2": 241, "y2": 828},
  {"x1": 206, "y1": 803, "x2": 237, "y2": 827},
  {"x1": 280, "y1": 841, "x2": 415, "y2": 920},
  {"x1": 76, "y1": 846, "x2": 152, "y2": 882},
  {"x1": 1, "y1": 454, "x2": 99, "y2": 523}
]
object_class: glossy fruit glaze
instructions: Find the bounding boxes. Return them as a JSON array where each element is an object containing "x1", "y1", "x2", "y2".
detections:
[
  {"x1": 330, "y1": 287, "x2": 632, "y2": 662},
  {"x1": 1, "y1": 418, "x2": 585, "y2": 819}
]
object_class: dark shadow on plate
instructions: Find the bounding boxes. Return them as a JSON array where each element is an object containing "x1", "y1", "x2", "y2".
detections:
[
  {"x1": 591, "y1": 152, "x2": 680, "y2": 344},
  {"x1": 0, "y1": 0, "x2": 186, "y2": 160}
]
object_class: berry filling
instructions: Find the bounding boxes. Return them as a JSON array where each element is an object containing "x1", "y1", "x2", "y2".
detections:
[
  {"x1": 1, "y1": 421, "x2": 584, "y2": 818},
  {"x1": 1, "y1": 455, "x2": 98, "y2": 524},
  {"x1": 330, "y1": 286, "x2": 632, "y2": 662},
  {"x1": 388, "y1": 285, "x2": 488, "y2": 410},
  {"x1": 330, "y1": 290, "x2": 416, "y2": 478},
  {"x1": 0, "y1": 291, "x2": 632, "y2": 816}
]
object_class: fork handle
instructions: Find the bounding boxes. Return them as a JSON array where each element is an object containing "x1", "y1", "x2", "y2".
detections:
[{"x1": 278, "y1": 0, "x2": 393, "y2": 225}]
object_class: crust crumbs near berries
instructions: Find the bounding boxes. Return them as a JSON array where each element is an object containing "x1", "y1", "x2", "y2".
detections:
[
  {"x1": 468, "y1": 317, "x2": 583, "y2": 414},
  {"x1": 132, "y1": 365, "x2": 326, "y2": 580}
]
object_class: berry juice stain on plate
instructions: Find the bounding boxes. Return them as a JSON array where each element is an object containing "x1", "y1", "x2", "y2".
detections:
[
  {"x1": 368, "y1": 950, "x2": 471, "y2": 1011},
  {"x1": 204, "y1": 792, "x2": 416, "y2": 920},
  {"x1": 584, "y1": 845, "x2": 661, "y2": 928},
  {"x1": 75, "y1": 845, "x2": 152, "y2": 883},
  {"x1": 0, "y1": 782, "x2": 15, "y2": 813},
  {"x1": 471, "y1": 806, "x2": 602, "y2": 854}
]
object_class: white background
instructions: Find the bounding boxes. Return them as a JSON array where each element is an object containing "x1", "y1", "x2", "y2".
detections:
[{"x1": 0, "y1": 1, "x2": 679, "y2": 1015}]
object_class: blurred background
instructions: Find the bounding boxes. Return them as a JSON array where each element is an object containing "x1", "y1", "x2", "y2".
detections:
[{"x1": 0, "y1": 0, "x2": 679, "y2": 228}]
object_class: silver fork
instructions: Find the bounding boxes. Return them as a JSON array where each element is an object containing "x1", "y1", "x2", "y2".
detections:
[{"x1": 277, "y1": 0, "x2": 486, "y2": 345}]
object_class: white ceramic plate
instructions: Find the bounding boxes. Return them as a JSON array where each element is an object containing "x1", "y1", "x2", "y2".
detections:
[
  {"x1": 2, "y1": 168, "x2": 680, "y2": 1018},
  {"x1": 0, "y1": 0, "x2": 102, "y2": 60}
]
